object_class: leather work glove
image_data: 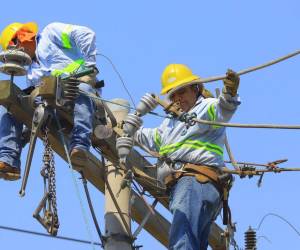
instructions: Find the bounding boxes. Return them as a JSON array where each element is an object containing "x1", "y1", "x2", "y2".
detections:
[
  {"x1": 77, "y1": 66, "x2": 99, "y2": 87},
  {"x1": 222, "y1": 69, "x2": 240, "y2": 97}
]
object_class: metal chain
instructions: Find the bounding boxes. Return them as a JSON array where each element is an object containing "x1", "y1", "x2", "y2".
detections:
[{"x1": 42, "y1": 127, "x2": 59, "y2": 230}]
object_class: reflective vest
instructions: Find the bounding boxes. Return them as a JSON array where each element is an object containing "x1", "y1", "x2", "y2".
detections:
[
  {"x1": 135, "y1": 94, "x2": 240, "y2": 167},
  {"x1": 27, "y1": 22, "x2": 97, "y2": 86}
]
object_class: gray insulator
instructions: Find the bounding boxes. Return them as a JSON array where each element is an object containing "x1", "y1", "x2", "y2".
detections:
[
  {"x1": 0, "y1": 50, "x2": 32, "y2": 76},
  {"x1": 136, "y1": 93, "x2": 158, "y2": 116},
  {"x1": 116, "y1": 136, "x2": 134, "y2": 163},
  {"x1": 123, "y1": 113, "x2": 143, "y2": 136}
]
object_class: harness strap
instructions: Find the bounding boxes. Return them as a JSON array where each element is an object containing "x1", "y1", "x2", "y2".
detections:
[{"x1": 164, "y1": 163, "x2": 233, "y2": 226}]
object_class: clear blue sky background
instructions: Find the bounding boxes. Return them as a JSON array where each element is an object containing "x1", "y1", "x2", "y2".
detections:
[{"x1": 0, "y1": 1, "x2": 299, "y2": 249}]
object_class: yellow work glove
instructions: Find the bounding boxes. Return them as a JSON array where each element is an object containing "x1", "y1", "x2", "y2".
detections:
[{"x1": 222, "y1": 69, "x2": 240, "y2": 97}]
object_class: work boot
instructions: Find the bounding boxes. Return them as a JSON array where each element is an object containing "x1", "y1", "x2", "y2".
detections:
[
  {"x1": 70, "y1": 148, "x2": 89, "y2": 170},
  {"x1": 0, "y1": 162, "x2": 21, "y2": 181}
]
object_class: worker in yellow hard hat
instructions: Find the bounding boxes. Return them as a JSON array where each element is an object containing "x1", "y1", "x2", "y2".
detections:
[
  {"x1": 134, "y1": 63, "x2": 240, "y2": 249},
  {"x1": 0, "y1": 22, "x2": 102, "y2": 180}
]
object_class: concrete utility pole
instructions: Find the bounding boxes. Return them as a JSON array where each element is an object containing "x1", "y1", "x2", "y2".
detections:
[{"x1": 104, "y1": 99, "x2": 132, "y2": 250}]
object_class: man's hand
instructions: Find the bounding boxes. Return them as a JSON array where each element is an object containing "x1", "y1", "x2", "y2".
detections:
[{"x1": 222, "y1": 69, "x2": 240, "y2": 97}]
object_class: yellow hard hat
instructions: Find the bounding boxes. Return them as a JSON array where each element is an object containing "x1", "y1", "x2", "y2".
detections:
[
  {"x1": 0, "y1": 22, "x2": 38, "y2": 50},
  {"x1": 160, "y1": 64, "x2": 200, "y2": 95}
]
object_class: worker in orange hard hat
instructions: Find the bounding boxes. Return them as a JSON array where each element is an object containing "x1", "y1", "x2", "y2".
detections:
[
  {"x1": 0, "y1": 22, "x2": 102, "y2": 180},
  {"x1": 134, "y1": 63, "x2": 240, "y2": 249}
]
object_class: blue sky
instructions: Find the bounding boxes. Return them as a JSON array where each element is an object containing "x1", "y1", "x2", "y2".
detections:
[{"x1": 0, "y1": 1, "x2": 299, "y2": 249}]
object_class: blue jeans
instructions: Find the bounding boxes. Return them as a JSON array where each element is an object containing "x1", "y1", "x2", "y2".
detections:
[
  {"x1": 0, "y1": 82, "x2": 95, "y2": 169},
  {"x1": 169, "y1": 176, "x2": 221, "y2": 250}
]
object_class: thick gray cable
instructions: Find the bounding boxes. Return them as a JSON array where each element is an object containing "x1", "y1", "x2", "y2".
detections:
[
  {"x1": 196, "y1": 49, "x2": 300, "y2": 84},
  {"x1": 193, "y1": 117, "x2": 300, "y2": 129},
  {"x1": 81, "y1": 90, "x2": 300, "y2": 130}
]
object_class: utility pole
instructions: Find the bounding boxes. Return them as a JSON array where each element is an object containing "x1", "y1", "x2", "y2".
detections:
[{"x1": 104, "y1": 99, "x2": 132, "y2": 250}]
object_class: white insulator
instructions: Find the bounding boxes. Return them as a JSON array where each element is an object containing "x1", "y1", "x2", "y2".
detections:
[
  {"x1": 136, "y1": 93, "x2": 158, "y2": 116},
  {"x1": 123, "y1": 113, "x2": 143, "y2": 136},
  {"x1": 0, "y1": 50, "x2": 32, "y2": 76},
  {"x1": 116, "y1": 136, "x2": 134, "y2": 163}
]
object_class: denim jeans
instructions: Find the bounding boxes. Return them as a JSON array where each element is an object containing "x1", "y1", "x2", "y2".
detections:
[
  {"x1": 0, "y1": 82, "x2": 96, "y2": 169},
  {"x1": 169, "y1": 176, "x2": 221, "y2": 250}
]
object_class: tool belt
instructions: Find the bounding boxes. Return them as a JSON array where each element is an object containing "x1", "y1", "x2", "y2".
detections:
[{"x1": 164, "y1": 163, "x2": 233, "y2": 226}]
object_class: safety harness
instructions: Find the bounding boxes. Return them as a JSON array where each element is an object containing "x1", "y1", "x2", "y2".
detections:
[{"x1": 164, "y1": 163, "x2": 233, "y2": 226}]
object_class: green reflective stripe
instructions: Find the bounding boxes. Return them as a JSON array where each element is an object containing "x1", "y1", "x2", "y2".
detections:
[
  {"x1": 154, "y1": 128, "x2": 162, "y2": 149},
  {"x1": 51, "y1": 59, "x2": 85, "y2": 77},
  {"x1": 208, "y1": 103, "x2": 216, "y2": 121},
  {"x1": 61, "y1": 24, "x2": 73, "y2": 49},
  {"x1": 159, "y1": 139, "x2": 223, "y2": 156},
  {"x1": 208, "y1": 102, "x2": 221, "y2": 129}
]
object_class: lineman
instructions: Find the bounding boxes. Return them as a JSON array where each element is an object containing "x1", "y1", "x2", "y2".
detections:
[
  {"x1": 0, "y1": 22, "x2": 100, "y2": 180},
  {"x1": 134, "y1": 64, "x2": 240, "y2": 250}
]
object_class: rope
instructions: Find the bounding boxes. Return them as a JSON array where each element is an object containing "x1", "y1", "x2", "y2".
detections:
[
  {"x1": 53, "y1": 111, "x2": 96, "y2": 250},
  {"x1": 80, "y1": 172, "x2": 105, "y2": 247}
]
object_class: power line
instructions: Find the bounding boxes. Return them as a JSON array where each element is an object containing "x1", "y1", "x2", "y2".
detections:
[
  {"x1": 97, "y1": 53, "x2": 136, "y2": 109},
  {"x1": 0, "y1": 225, "x2": 101, "y2": 246},
  {"x1": 256, "y1": 212, "x2": 300, "y2": 238}
]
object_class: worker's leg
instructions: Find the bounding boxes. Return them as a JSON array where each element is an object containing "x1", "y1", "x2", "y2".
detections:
[
  {"x1": 70, "y1": 83, "x2": 96, "y2": 151},
  {"x1": 0, "y1": 105, "x2": 23, "y2": 169},
  {"x1": 169, "y1": 176, "x2": 221, "y2": 250}
]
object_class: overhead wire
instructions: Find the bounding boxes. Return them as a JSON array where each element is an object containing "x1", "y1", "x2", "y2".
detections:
[
  {"x1": 81, "y1": 90, "x2": 300, "y2": 130},
  {"x1": 0, "y1": 225, "x2": 101, "y2": 246},
  {"x1": 256, "y1": 212, "x2": 300, "y2": 238},
  {"x1": 96, "y1": 53, "x2": 136, "y2": 109},
  {"x1": 54, "y1": 111, "x2": 97, "y2": 250}
]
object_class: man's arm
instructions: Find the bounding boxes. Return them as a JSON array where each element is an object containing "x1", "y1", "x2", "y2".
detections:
[
  {"x1": 134, "y1": 127, "x2": 162, "y2": 153},
  {"x1": 42, "y1": 22, "x2": 97, "y2": 67},
  {"x1": 206, "y1": 69, "x2": 240, "y2": 124}
]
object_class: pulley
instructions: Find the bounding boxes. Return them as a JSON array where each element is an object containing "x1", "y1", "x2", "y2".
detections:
[{"x1": 0, "y1": 49, "x2": 32, "y2": 76}]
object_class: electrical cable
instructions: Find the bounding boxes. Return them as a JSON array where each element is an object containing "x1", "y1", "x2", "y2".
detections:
[
  {"x1": 80, "y1": 90, "x2": 300, "y2": 130},
  {"x1": 0, "y1": 225, "x2": 101, "y2": 246},
  {"x1": 256, "y1": 212, "x2": 300, "y2": 238},
  {"x1": 96, "y1": 53, "x2": 136, "y2": 109},
  {"x1": 53, "y1": 111, "x2": 97, "y2": 250}
]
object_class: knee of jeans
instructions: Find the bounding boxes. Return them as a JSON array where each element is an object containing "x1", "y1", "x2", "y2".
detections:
[{"x1": 79, "y1": 82, "x2": 94, "y2": 93}]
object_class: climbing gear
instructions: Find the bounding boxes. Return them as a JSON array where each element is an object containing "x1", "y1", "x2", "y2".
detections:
[
  {"x1": 164, "y1": 163, "x2": 233, "y2": 226},
  {"x1": 33, "y1": 127, "x2": 59, "y2": 236},
  {"x1": 222, "y1": 69, "x2": 240, "y2": 97},
  {"x1": 19, "y1": 102, "x2": 52, "y2": 197},
  {"x1": 0, "y1": 22, "x2": 38, "y2": 50},
  {"x1": 160, "y1": 64, "x2": 200, "y2": 95},
  {"x1": 0, "y1": 162, "x2": 20, "y2": 181},
  {"x1": 33, "y1": 127, "x2": 59, "y2": 235}
]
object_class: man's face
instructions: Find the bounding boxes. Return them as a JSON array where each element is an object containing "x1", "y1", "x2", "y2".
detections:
[
  {"x1": 17, "y1": 40, "x2": 36, "y2": 59},
  {"x1": 170, "y1": 85, "x2": 198, "y2": 112}
]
